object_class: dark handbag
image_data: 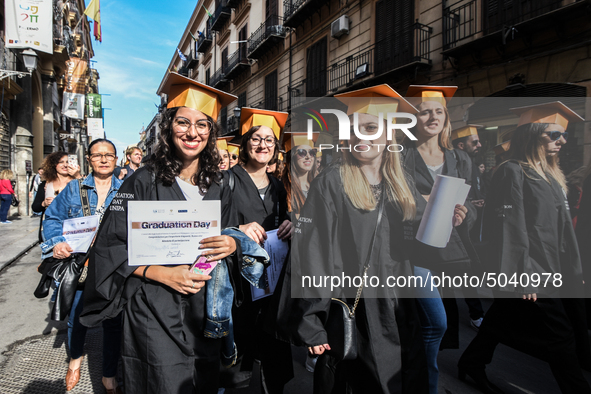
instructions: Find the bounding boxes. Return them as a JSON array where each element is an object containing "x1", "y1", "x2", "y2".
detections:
[
  {"x1": 324, "y1": 187, "x2": 385, "y2": 361},
  {"x1": 50, "y1": 253, "x2": 88, "y2": 321},
  {"x1": 11, "y1": 194, "x2": 19, "y2": 207}
]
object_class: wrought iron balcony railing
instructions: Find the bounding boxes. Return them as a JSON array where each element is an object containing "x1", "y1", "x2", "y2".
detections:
[{"x1": 247, "y1": 15, "x2": 286, "y2": 59}]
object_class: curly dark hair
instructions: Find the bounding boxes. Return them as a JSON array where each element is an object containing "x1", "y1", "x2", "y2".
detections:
[
  {"x1": 239, "y1": 126, "x2": 280, "y2": 165},
  {"x1": 41, "y1": 151, "x2": 68, "y2": 183},
  {"x1": 147, "y1": 107, "x2": 222, "y2": 193}
]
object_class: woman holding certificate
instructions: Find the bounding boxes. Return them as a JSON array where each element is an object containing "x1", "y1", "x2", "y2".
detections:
[
  {"x1": 80, "y1": 73, "x2": 240, "y2": 394},
  {"x1": 219, "y1": 107, "x2": 293, "y2": 393},
  {"x1": 40, "y1": 138, "x2": 123, "y2": 393}
]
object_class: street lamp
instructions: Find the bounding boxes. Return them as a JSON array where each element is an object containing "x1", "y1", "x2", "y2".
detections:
[
  {"x1": 21, "y1": 49, "x2": 38, "y2": 73},
  {"x1": 233, "y1": 107, "x2": 241, "y2": 118}
]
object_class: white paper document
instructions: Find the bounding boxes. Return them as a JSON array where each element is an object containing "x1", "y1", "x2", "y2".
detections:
[
  {"x1": 416, "y1": 175, "x2": 471, "y2": 248},
  {"x1": 127, "y1": 201, "x2": 221, "y2": 266},
  {"x1": 62, "y1": 215, "x2": 100, "y2": 253},
  {"x1": 251, "y1": 229, "x2": 289, "y2": 301}
]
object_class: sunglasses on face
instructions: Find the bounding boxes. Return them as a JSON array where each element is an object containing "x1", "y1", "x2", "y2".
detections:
[
  {"x1": 544, "y1": 131, "x2": 568, "y2": 141},
  {"x1": 230, "y1": 154, "x2": 238, "y2": 160},
  {"x1": 296, "y1": 148, "x2": 318, "y2": 158}
]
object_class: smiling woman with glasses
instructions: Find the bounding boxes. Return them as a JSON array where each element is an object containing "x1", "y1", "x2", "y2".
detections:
[{"x1": 40, "y1": 138, "x2": 123, "y2": 393}]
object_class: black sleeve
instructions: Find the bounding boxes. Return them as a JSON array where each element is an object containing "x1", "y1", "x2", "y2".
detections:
[{"x1": 32, "y1": 181, "x2": 46, "y2": 213}]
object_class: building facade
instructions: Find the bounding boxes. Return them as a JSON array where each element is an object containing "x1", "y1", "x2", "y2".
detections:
[{"x1": 157, "y1": 0, "x2": 590, "y2": 173}]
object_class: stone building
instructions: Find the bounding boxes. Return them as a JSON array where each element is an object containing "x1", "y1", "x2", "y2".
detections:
[
  {"x1": 0, "y1": 0, "x2": 97, "y2": 216},
  {"x1": 159, "y1": 0, "x2": 590, "y2": 172}
]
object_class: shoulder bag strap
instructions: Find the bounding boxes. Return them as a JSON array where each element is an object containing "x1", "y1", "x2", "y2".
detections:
[
  {"x1": 78, "y1": 179, "x2": 91, "y2": 217},
  {"x1": 350, "y1": 184, "x2": 385, "y2": 316}
]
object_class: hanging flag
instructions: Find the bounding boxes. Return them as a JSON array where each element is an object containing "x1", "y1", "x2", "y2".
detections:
[
  {"x1": 84, "y1": 0, "x2": 102, "y2": 42},
  {"x1": 177, "y1": 48, "x2": 187, "y2": 62},
  {"x1": 203, "y1": 4, "x2": 213, "y2": 18}
]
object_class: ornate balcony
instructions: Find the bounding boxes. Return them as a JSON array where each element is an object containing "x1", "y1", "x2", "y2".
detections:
[
  {"x1": 247, "y1": 15, "x2": 286, "y2": 59},
  {"x1": 211, "y1": 0, "x2": 231, "y2": 31},
  {"x1": 283, "y1": 0, "x2": 330, "y2": 28},
  {"x1": 225, "y1": 47, "x2": 250, "y2": 79},
  {"x1": 211, "y1": 67, "x2": 228, "y2": 88},
  {"x1": 196, "y1": 20, "x2": 213, "y2": 53}
]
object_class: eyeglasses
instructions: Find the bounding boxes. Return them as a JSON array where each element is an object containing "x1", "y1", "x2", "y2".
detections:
[
  {"x1": 230, "y1": 154, "x2": 238, "y2": 160},
  {"x1": 89, "y1": 153, "x2": 117, "y2": 162},
  {"x1": 250, "y1": 136, "x2": 276, "y2": 147},
  {"x1": 544, "y1": 131, "x2": 568, "y2": 141},
  {"x1": 173, "y1": 117, "x2": 212, "y2": 135},
  {"x1": 296, "y1": 148, "x2": 318, "y2": 158}
]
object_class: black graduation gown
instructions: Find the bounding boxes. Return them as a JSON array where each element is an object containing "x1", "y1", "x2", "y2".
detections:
[
  {"x1": 402, "y1": 142, "x2": 482, "y2": 349},
  {"x1": 80, "y1": 167, "x2": 237, "y2": 394},
  {"x1": 576, "y1": 175, "x2": 591, "y2": 327},
  {"x1": 289, "y1": 163, "x2": 428, "y2": 394},
  {"x1": 460, "y1": 162, "x2": 591, "y2": 392},
  {"x1": 220, "y1": 165, "x2": 293, "y2": 391}
]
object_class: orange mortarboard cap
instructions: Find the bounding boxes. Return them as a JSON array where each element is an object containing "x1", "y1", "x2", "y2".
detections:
[
  {"x1": 510, "y1": 101, "x2": 584, "y2": 130},
  {"x1": 216, "y1": 136, "x2": 234, "y2": 151},
  {"x1": 240, "y1": 107, "x2": 289, "y2": 139},
  {"x1": 283, "y1": 132, "x2": 319, "y2": 152},
  {"x1": 493, "y1": 140, "x2": 511, "y2": 156},
  {"x1": 451, "y1": 124, "x2": 482, "y2": 141},
  {"x1": 335, "y1": 84, "x2": 418, "y2": 119},
  {"x1": 227, "y1": 142, "x2": 240, "y2": 156},
  {"x1": 160, "y1": 72, "x2": 236, "y2": 119},
  {"x1": 406, "y1": 85, "x2": 457, "y2": 107}
]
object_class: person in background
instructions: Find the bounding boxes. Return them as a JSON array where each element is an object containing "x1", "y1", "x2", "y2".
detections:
[
  {"x1": 282, "y1": 133, "x2": 318, "y2": 219},
  {"x1": 458, "y1": 102, "x2": 591, "y2": 394},
  {"x1": 116, "y1": 146, "x2": 143, "y2": 180},
  {"x1": 566, "y1": 165, "x2": 588, "y2": 229},
  {"x1": 217, "y1": 136, "x2": 233, "y2": 171},
  {"x1": 452, "y1": 125, "x2": 484, "y2": 208},
  {"x1": 29, "y1": 167, "x2": 44, "y2": 217},
  {"x1": 228, "y1": 142, "x2": 240, "y2": 168},
  {"x1": 41, "y1": 138, "x2": 123, "y2": 393},
  {"x1": 0, "y1": 169, "x2": 17, "y2": 224},
  {"x1": 32, "y1": 151, "x2": 81, "y2": 241}
]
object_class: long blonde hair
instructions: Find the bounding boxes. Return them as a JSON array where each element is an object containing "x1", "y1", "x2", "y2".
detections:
[
  {"x1": 414, "y1": 101, "x2": 453, "y2": 151},
  {"x1": 340, "y1": 148, "x2": 416, "y2": 221},
  {"x1": 0, "y1": 169, "x2": 14, "y2": 180},
  {"x1": 508, "y1": 123, "x2": 567, "y2": 190}
]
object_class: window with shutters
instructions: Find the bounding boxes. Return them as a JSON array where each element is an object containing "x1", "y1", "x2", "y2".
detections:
[
  {"x1": 265, "y1": 71, "x2": 278, "y2": 110},
  {"x1": 306, "y1": 37, "x2": 327, "y2": 97},
  {"x1": 239, "y1": 25, "x2": 248, "y2": 60},
  {"x1": 238, "y1": 92, "x2": 247, "y2": 108},
  {"x1": 482, "y1": 0, "x2": 562, "y2": 34},
  {"x1": 222, "y1": 47, "x2": 228, "y2": 73},
  {"x1": 374, "y1": 0, "x2": 413, "y2": 76},
  {"x1": 206, "y1": 68, "x2": 211, "y2": 85},
  {"x1": 220, "y1": 106, "x2": 227, "y2": 134},
  {"x1": 266, "y1": 0, "x2": 278, "y2": 20}
]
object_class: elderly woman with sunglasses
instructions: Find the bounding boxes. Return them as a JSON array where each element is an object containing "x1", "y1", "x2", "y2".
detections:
[{"x1": 41, "y1": 139, "x2": 123, "y2": 393}]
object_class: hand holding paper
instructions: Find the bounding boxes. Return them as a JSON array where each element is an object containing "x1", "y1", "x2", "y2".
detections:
[{"x1": 416, "y1": 175, "x2": 471, "y2": 248}]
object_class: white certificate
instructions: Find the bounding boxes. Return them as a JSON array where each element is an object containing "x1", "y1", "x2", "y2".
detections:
[
  {"x1": 127, "y1": 201, "x2": 221, "y2": 266},
  {"x1": 62, "y1": 215, "x2": 100, "y2": 253},
  {"x1": 251, "y1": 229, "x2": 289, "y2": 301},
  {"x1": 416, "y1": 175, "x2": 471, "y2": 248}
]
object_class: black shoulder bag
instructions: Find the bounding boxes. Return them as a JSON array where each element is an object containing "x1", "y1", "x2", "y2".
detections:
[{"x1": 324, "y1": 186, "x2": 385, "y2": 361}]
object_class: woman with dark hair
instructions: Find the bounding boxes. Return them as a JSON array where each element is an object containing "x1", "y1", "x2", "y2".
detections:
[
  {"x1": 220, "y1": 107, "x2": 293, "y2": 393},
  {"x1": 40, "y1": 138, "x2": 122, "y2": 392},
  {"x1": 80, "y1": 73, "x2": 240, "y2": 394},
  {"x1": 32, "y1": 151, "x2": 81, "y2": 240},
  {"x1": 458, "y1": 102, "x2": 591, "y2": 394}
]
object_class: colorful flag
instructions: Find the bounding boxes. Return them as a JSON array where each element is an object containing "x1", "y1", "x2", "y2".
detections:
[
  {"x1": 203, "y1": 4, "x2": 213, "y2": 18},
  {"x1": 177, "y1": 48, "x2": 187, "y2": 62},
  {"x1": 84, "y1": 0, "x2": 102, "y2": 42}
]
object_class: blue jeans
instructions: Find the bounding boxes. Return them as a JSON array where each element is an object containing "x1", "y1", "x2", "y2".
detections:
[
  {"x1": 414, "y1": 266, "x2": 447, "y2": 394},
  {"x1": 68, "y1": 290, "x2": 122, "y2": 377},
  {"x1": 0, "y1": 194, "x2": 12, "y2": 222}
]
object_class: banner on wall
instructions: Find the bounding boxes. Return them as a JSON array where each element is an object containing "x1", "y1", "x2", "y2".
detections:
[
  {"x1": 5, "y1": 0, "x2": 53, "y2": 54},
  {"x1": 87, "y1": 118, "x2": 104, "y2": 141},
  {"x1": 86, "y1": 94, "x2": 102, "y2": 118},
  {"x1": 65, "y1": 58, "x2": 88, "y2": 94},
  {"x1": 62, "y1": 92, "x2": 85, "y2": 120}
]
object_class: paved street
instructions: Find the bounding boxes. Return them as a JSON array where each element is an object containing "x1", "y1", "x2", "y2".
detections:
[{"x1": 1, "y1": 217, "x2": 591, "y2": 393}]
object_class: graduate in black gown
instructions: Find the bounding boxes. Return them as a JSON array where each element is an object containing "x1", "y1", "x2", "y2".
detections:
[
  {"x1": 287, "y1": 85, "x2": 468, "y2": 393},
  {"x1": 458, "y1": 102, "x2": 591, "y2": 394},
  {"x1": 219, "y1": 107, "x2": 294, "y2": 393},
  {"x1": 80, "y1": 73, "x2": 241, "y2": 394}
]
